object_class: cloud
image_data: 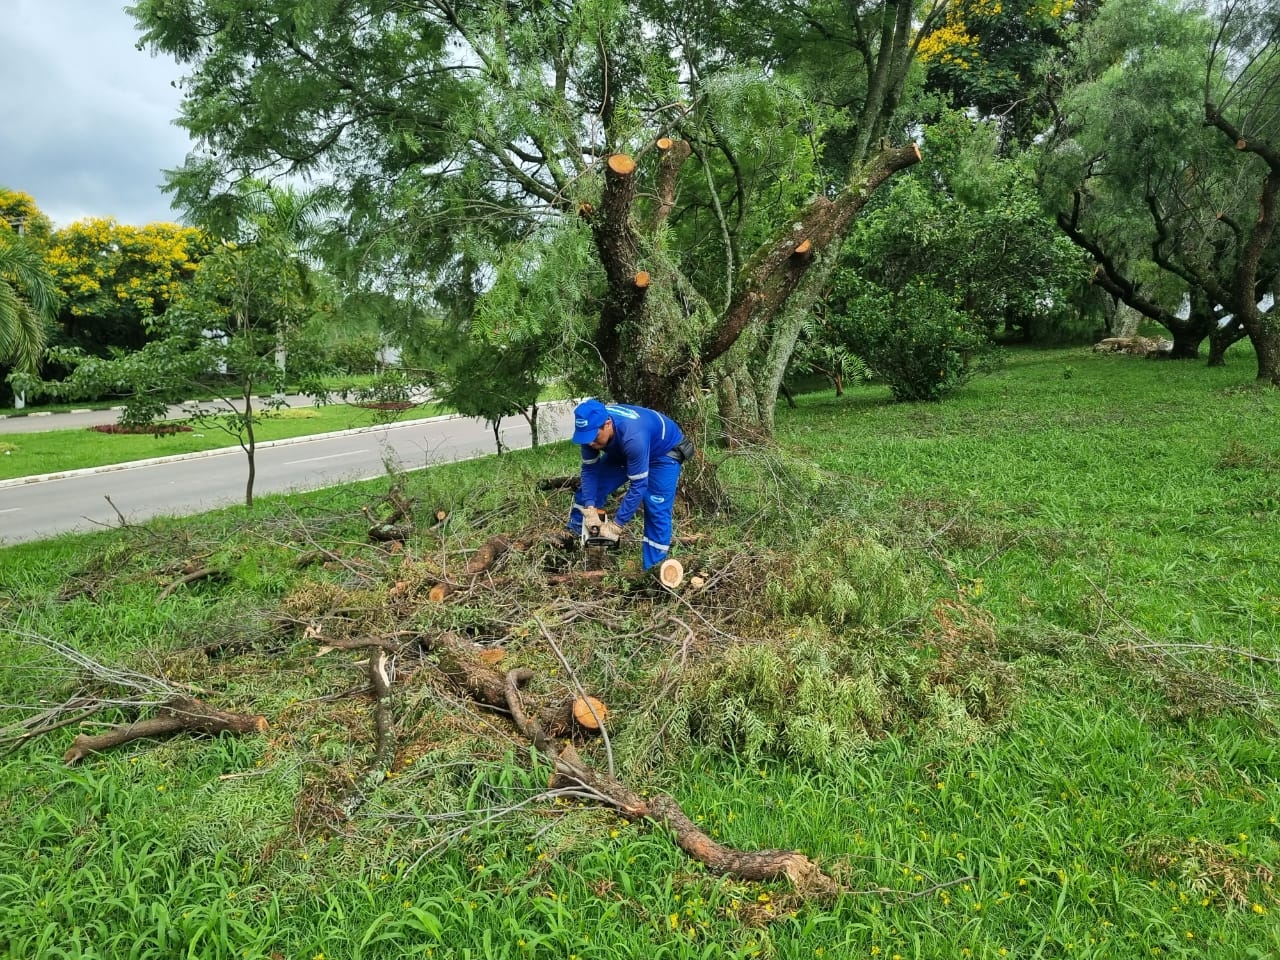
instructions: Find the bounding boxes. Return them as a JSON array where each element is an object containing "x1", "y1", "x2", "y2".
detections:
[{"x1": 1, "y1": 0, "x2": 194, "y2": 228}]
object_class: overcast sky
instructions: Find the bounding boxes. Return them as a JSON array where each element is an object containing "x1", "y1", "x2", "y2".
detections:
[{"x1": 2, "y1": 1, "x2": 194, "y2": 229}]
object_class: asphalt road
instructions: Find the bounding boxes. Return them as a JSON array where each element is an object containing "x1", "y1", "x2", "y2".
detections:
[{"x1": 0, "y1": 404, "x2": 575, "y2": 546}]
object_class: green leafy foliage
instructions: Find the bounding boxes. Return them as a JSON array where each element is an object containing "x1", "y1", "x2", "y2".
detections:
[
  {"x1": 328, "y1": 333, "x2": 383, "y2": 376},
  {"x1": 0, "y1": 232, "x2": 57, "y2": 382},
  {"x1": 681, "y1": 627, "x2": 888, "y2": 769},
  {"x1": 829, "y1": 276, "x2": 997, "y2": 402},
  {"x1": 848, "y1": 113, "x2": 1091, "y2": 344},
  {"x1": 767, "y1": 530, "x2": 928, "y2": 629}
]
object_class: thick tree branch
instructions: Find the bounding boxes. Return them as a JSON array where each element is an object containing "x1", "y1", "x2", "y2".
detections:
[
  {"x1": 427, "y1": 631, "x2": 837, "y2": 892},
  {"x1": 63, "y1": 697, "x2": 268, "y2": 765},
  {"x1": 702, "y1": 142, "x2": 921, "y2": 366}
]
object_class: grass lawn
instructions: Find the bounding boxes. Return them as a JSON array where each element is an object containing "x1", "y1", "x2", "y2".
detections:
[
  {"x1": 0, "y1": 402, "x2": 450, "y2": 481},
  {"x1": 1, "y1": 344, "x2": 1277, "y2": 959}
]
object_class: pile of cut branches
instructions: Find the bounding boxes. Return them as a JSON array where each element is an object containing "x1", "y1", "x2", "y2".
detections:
[{"x1": 1, "y1": 474, "x2": 1024, "y2": 902}]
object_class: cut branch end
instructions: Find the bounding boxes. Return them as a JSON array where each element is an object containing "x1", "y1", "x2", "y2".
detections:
[
  {"x1": 607, "y1": 154, "x2": 637, "y2": 177},
  {"x1": 572, "y1": 695, "x2": 609, "y2": 731}
]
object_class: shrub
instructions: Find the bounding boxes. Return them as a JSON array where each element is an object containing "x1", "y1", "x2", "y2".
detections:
[
  {"x1": 835, "y1": 279, "x2": 998, "y2": 402},
  {"x1": 354, "y1": 369, "x2": 416, "y2": 406},
  {"x1": 329, "y1": 333, "x2": 382, "y2": 375}
]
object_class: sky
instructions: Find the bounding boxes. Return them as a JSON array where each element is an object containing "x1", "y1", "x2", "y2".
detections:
[{"x1": 2, "y1": 1, "x2": 195, "y2": 229}]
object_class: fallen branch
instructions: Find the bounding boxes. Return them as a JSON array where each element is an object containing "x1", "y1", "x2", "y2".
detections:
[
  {"x1": 368, "y1": 523, "x2": 412, "y2": 543},
  {"x1": 63, "y1": 696, "x2": 268, "y2": 765},
  {"x1": 465, "y1": 535, "x2": 513, "y2": 575},
  {"x1": 156, "y1": 566, "x2": 222, "y2": 603},
  {"x1": 545, "y1": 569, "x2": 609, "y2": 586},
  {"x1": 340, "y1": 650, "x2": 398, "y2": 819},
  {"x1": 427, "y1": 630, "x2": 838, "y2": 894}
]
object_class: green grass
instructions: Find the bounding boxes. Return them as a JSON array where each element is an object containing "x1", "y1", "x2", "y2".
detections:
[
  {"x1": 0, "y1": 401, "x2": 451, "y2": 480},
  {"x1": 1, "y1": 345, "x2": 1278, "y2": 959}
]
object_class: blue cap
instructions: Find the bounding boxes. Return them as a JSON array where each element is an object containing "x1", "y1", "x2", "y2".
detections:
[{"x1": 572, "y1": 399, "x2": 609, "y2": 444}]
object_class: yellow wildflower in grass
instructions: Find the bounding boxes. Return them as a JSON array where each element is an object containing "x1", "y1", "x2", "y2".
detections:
[{"x1": 1252, "y1": 903, "x2": 1267, "y2": 915}]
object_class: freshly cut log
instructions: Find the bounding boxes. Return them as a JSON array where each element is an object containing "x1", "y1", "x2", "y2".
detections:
[
  {"x1": 465, "y1": 536, "x2": 512, "y2": 575},
  {"x1": 607, "y1": 154, "x2": 637, "y2": 177},
  {"x1": 428, "y1": 582, "x2": 458, "y2": 603},
  {"x1": 656, "y1": 558, "x2": 684, "y2": 589},
  {"x1": 572, "y1": 695, "x2": 609, "y2": 730}
]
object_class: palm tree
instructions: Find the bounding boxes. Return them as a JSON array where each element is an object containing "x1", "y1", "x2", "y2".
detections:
[{"x1": 0, "y1": 231, "x2": 57, "y2": 376}]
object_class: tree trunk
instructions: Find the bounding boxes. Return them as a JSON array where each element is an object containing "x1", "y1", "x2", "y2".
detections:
[
  {"x1": 1251, "y1": 327, "x2": 1280, "y2": 384},
  {"x1": 1202, "y1": 104, "x2": 1280, "y2": 386},
  {"x1": 524, "y1": 402, "x2": 539, "y2": 448},
  {"x1": 1113, "y1": 302, "x2": 1142, "y2": 338},
  {"x1": 587, "y1": 141, "x2": 921, "y2": 437},
  {"x1": 1168, "y1": 326, "x2": 1203, "y2": 360},
  {"x1": 1208, "y1": 319, "x2": 1247, "y2": 367},
  {"x1": 243, "y1": 386, "x2": 256, "y2": 508}
]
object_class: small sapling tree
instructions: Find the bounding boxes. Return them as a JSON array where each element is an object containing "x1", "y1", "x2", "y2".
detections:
[{"x1": 25, "y1": 185, "x2": 336, "y2": 505}]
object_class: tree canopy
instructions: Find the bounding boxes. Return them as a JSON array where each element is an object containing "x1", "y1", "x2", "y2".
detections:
[
  {"x1": 129, "y1": 0, "x2": 941, "y2": 435},
  {"x1": 45, "y1": 218, "x2": 212, "y2": 357}
]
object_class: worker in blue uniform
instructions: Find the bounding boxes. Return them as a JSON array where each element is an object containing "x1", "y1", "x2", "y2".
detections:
[{"x1": 568, "y1": 398, "x2": 695, "y2": 571}]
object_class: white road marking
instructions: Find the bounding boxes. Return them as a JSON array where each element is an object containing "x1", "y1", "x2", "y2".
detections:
[
  {"x1": 0, "y1": 507, "x2": 21, "y2": 514},
  {"x1": 284, "y1": 449, "x2": 370, "y2": 465}
]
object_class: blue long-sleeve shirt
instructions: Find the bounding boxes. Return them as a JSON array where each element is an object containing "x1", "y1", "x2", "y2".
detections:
[{"x1": 579, "y1": 403, "x2": 683, "y2": 526}]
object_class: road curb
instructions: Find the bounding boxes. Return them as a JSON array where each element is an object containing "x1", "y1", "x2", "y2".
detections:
[{"x1": 0, "y1": 413, "x2": 466, "y2": 490}]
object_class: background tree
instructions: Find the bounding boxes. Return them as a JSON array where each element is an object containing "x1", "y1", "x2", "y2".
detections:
[
  {"x1": 26, "y1": 184, "x2": 336, "y2": 506},
  {"x1": 1037, "y1": 0, "x2": 1275, "y2": 370},
  {"x1": 0, "y1": 190, "x2": 57, "y2": 403},
  {"x1": 849, "y1": 113, "x2": 1089, "y2": 345},
  {"x1": 1201, "y1": 0, "x2": 1280, "y2": 383},
  {"x1": 916, "y1": 0, "x2": 1095, "y2": 146},
  {"x1": 129, "y1": 0, "x2": 945, "y2": 443},
  {"x1": 0, "y1": 189, "x2": 55, "y2": 244},
  {"x1": 44, "y1": 219, "x2": 212, "y2": 362}
]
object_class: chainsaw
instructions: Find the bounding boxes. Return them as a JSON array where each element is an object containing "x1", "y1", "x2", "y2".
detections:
[{"x1": 582, "y1": 511, "x2": 621, "y2": 550}]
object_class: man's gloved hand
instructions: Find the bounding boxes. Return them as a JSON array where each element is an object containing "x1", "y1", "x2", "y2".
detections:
[
  {"x1": 579, "y1": 505, "x2": 601, "y2": 530},
  {"x1": 597, "y1": 519, "x2": 623, "y2": 543}
]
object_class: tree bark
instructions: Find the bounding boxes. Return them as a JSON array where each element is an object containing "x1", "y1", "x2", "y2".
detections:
[{"x1": 1202, "y1": 103, "x2": 1280, "y2": 385}]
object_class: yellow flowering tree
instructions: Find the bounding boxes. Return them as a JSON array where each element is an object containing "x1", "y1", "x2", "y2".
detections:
[
  {"x1": 45, "y1": 218, "x2": 213, "y2": 357},
  {"x1": 0, "y1": 189, "x2": 55, "y2": 245},
  {"x1": 917, "y1": 0, "x2": 1088, "y2": 142}
]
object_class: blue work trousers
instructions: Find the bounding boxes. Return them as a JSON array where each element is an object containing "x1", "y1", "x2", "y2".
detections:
[{"x1": 569, "y1": 456, "x2": 681, "y2": 570}]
